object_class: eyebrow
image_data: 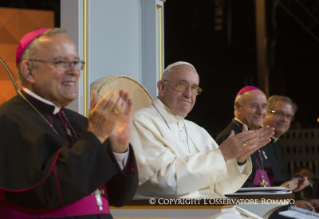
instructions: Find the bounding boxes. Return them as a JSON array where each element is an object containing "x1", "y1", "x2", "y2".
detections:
[
  {"x1": 52, "y1": 56, "x2": 80, "y2": 61},
  {"x1": 178, "y1": 80, "x2": 199, "y2": 86},
  {"x1": 250, "y1": 102, "x2": 267, "y2": 106}
]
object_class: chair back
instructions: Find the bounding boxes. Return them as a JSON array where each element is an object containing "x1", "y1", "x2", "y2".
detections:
[{"x1": 90, "y1": 75, "x2": 153, "y2": 113}]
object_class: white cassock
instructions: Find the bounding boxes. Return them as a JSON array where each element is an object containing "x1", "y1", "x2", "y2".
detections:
[{"x1": 130, "y1": 98, "x2": 252, "y2": 198}]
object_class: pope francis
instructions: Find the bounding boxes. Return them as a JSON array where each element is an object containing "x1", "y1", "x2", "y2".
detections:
[{"x1": 130, "y1": 61, "x2": 274, "y2": 218}]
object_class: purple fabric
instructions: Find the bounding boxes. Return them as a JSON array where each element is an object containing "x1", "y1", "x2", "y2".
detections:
[
  {"x1": 16, "y1": 28, "x2": 50, "y2": 66},
  {"x1": 253, "y1": 169, "x2": 271, "y2": 187},
  {"x1": 236, "y1": 86, "x2": 261, "y2": 97},
  {"x1": 0, "y1": 185, "x2": 110, "y2": 218}
]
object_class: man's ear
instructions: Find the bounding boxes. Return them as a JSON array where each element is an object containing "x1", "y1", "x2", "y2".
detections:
[
  {"x1": 20, "y1": 61, "x2": 35, "y2": 83},
  {"x1": 157, "y1": 80, "x2": 165, "y2": 97},
  {"x1": 234, "y1": 102, "x2": 241, "y2": 113}
]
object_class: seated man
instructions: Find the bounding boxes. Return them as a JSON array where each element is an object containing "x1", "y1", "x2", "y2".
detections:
[
  {"x1": 216, "y1": 87, "x2": 307, "y2": 190},
  {"x1": 263, "y1": 95, "x2": 316, "y2": 212},
  {"x1": 130, "y1": 61, "x2": 273, "y2": 199},
  {"x1": 0, "y1": 28, "x2": 138, "y2": 219}
]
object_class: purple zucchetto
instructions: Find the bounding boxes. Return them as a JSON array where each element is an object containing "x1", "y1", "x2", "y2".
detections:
[
  {"x1": 236, "y1": 86, "x2": 261, "y2": 97},
  {"x1": 16, "y1": 28, "x2": 50, "y2": 66}
]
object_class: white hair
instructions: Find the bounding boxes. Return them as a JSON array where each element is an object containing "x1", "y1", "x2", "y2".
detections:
[{"x1": 234, "y1": 94, "x2": 244, "y2": 117}]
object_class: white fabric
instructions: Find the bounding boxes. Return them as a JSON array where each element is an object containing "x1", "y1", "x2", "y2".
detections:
[
  {"x1": 271, "y1": 136, "x2": 279, "y2": 143},
  {"x1": 130, "y1": 98, "x2": 252, "y2": 198},
  {"x1": 113, "y1": 151, "x2": 129, "y2": 169},
  {"x1": 162, "y1": 61, "x2": 195, "y2": 76},
  {"x1": 237, "y1": 162, "x2": 247, "y2": 173},
  {"x1": 211, "y1": 206, "x2": 262, "y2": 219}
]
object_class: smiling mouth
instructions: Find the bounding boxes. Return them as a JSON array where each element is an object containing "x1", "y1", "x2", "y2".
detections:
[
  {"x1": 179, "y1": 98, "x2": 191, "y2": 103},
  {"x1": 62, "y1": 82, "x2": 76, "y2": 87}
]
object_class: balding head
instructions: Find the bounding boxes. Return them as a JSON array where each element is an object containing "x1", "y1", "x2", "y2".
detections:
[{"x1": 234, "y1": 89, "x2": 267, "y2": 130}]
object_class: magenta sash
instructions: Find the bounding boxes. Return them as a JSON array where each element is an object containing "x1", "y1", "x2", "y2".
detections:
[{"x1": 0, "y1": 184, "x2": 110, "y2": 219}]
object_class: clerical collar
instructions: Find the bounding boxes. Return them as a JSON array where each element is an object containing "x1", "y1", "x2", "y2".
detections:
[
  {"x1": 271, "y1": 136, "x2": 279, "y2": 143},
  {"x1": 234, "y1": 118, "x2": 244, "y2": 124},
  {"x1": 22, "y1": 88, "x2": 61, "y2": 114},
  {"x1": 156, "y1": 97, "x2": 184, "y2": 120}
]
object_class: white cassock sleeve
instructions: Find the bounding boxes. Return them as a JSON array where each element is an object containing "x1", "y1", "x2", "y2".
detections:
[{"x1": 130, "y1": 105, "x2": 252, "y2": 197}]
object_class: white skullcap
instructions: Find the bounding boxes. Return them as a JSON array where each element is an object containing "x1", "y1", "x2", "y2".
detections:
[{"x1": 162, "y1": 61, "x2": 196, "y2": 79}]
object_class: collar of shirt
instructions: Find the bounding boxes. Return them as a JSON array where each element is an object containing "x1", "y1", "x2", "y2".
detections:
[
  {"x1": 22, "y1": 88, "x2": 61, "y2": 114},
  {"x1": 234, "y1": 117, "x2": 244, "y2": 124},
  {"x1": 271, "y1": 136, "x2": 279, "y2": 143},
  {"x1": 154, "y1": 97, "x2": 184, "y2": 122}
]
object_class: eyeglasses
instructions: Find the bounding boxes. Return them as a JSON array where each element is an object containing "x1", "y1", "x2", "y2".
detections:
[
  {"x1": 267, "y1": 110, "x2": 294, "y2": 121},
  {"x1": 163, "y1": 80, "x2": 202, "y2": 95},
  {"x1": 29, "y1": 59, "x2": 85, "y2": 70}
]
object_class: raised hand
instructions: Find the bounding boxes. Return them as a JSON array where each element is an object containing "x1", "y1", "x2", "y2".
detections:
[
  {"x1": 87, "y1": 90, "x2": 123, "y2": 144},
  {"x1": 236, "y1": 125, "x2": 274, "y2": 163},
  {"x1": 109, "y1": 90, "x2": 133, "y2": 153},
  {"x1": 255, "y1": 126, "x2": 275, "y2": 149},
  {"x1": 219, "y1": 124, "x2": 259, "y2": 162}
]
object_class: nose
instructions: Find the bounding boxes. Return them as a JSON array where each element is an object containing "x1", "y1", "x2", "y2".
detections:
[
  {"x1": 68, "y1": 62, "x2": 80, "y2": 70},
  {"x1": 256, "y1": 106, "x2": 265, "y2": 115},
  {"x1": 66, "y1": 63, "x2": 80, "y2": 75},
  {"x1": 280, "y1": 115, "x2": 289, "y2": 122},
  {"x1": 183, "y1": 87, "x2": 194, "y2": 98}
]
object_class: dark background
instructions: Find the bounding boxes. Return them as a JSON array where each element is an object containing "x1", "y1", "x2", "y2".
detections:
[
  {"x1": 164, "y1": 0, "x2": 319, "y2": 136},
  {"x1": 1, "y1": 0, "x2": 319, "y2": 135}
]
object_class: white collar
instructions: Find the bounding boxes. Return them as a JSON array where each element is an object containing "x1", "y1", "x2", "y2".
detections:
[
  {"x1": 271, "y1": 136, "x2": 279, "y2": 143},
  {"x1": 154, "y1": 98, "x2": 184, "y2": 121},
  {"x1": 234, "y1": 117, "x2": 244, "y2": 124},
  {"x1": 22, "y1": 88, "x2": 61, "y2": 114}
]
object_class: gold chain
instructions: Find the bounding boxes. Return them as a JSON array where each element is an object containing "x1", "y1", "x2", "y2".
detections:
[
  {"x1": 232, "y1": 119, "x2": 268, "y2": 187},
  {"x1": 18, "y1": 90, "x2": 77, "y2": 140}
]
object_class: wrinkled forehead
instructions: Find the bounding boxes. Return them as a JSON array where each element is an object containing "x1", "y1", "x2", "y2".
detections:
[
  {"x1": 167, "y1": 65, "x2": 199, "y2": 84},
  {"x1": 36, "y1": 34, "x2": 78, "y2": 57},
  {"x1": 273, "y1": 100, "x2": 294, "y2": 113}
]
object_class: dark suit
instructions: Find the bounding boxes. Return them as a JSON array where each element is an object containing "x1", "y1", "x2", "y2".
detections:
[
  {"x1": 216, "y1": 120, "x2": 288, "y2": 187},
  {"x1": 0, "y1": 90, "x2": 138, "y2": 219}
]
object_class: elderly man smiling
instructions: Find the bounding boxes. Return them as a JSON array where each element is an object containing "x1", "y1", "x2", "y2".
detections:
[
  {"x1": 130, "y1": 62, "x2": 274, "y2": 201},
  {"x1": 0, "y1": 28, "x2": 138, "y2": 219},
  {"x1": 216, "y1": 88, "x2": 308, "y2": 190}
]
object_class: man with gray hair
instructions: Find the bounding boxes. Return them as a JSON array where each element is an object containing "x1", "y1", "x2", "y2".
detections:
[
  {"x1": 216, "y1": 90, "x2": 308, "y2": 190},
  {"x1": 0, "y1": 28, "x2": 138, "y2": 219},
  {"x1": 130, "y1": 61, "x2": 273, "y2": 204}
]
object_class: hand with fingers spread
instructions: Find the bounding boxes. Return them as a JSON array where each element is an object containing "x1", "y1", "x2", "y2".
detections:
[
  {"x1": 109, "y1": 90, "x2": 133, "y2": 153},
  {"x1": 236, "y1": 125, "x2": 274, "y2": 163},
  {"x1": 87, "y1": 90, "x2": 124, "y2": 144},
  {"x1": 255, "y1": 125, "x2": 275, "y2": 149},
  {"x1": 219, "y1": 124, "x2": 259, "y2": 162}
]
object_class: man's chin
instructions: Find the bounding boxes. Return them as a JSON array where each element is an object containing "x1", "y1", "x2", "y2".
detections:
[
  {"x1": 176, "y1": 109, "x2": 190, "y2": 118},
  {"x1": 251, "y1": 122, "x2": 264, "y2": 129},
  {"x1": 60, "y1": 96, "x2": 77, "y2": 107},
  {"x1": 275, "y1": 127, "x2": 287, "y2": 134}
]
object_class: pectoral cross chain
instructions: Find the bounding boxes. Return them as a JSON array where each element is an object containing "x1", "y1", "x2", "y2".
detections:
[
  {"x1": 260, "y1": 176, "x2": 268, "y2": 187},
  {"x1": 92, "y1": 189, "x2": 105, "y2": 211}
]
